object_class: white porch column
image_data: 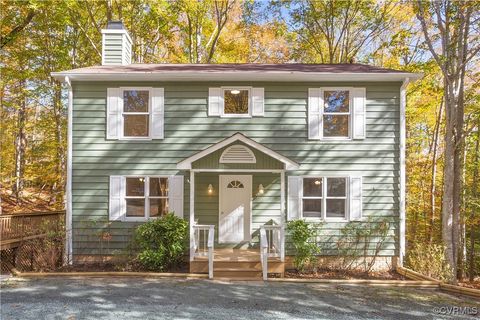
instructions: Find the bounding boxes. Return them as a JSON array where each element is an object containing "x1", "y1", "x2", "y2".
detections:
[
  {"x1": 189, "y1": 171, "x2": 195, "y2": 261},
  {"x1": 280, "y1": 170, "x2": 285, "y2": 262}
]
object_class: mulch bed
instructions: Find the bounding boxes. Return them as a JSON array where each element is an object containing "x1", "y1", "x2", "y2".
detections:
[
  {"x1": 54, "y1": 261, "x2": 189, "y2": 273},
  {"x1": 284, "y1": 268, "x2": 406, "y2": 280}
]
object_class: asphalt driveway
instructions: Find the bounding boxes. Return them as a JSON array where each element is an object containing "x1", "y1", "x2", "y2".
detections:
[{"x1": 1, "y1": 277, "x2": 478, "y2": 320}]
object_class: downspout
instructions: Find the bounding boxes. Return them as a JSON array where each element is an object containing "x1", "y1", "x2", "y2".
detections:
[
  {"x1": 399, "y1": 77, "x2": 410, "y2": 266},
  {"x1": 64, "y1": 76, "x2": 73, "y2": 265}
]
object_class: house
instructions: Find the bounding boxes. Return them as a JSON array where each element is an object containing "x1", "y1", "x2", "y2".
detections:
[{"x1": 52, "y1": 21, "x2": 421, "y2": 279}]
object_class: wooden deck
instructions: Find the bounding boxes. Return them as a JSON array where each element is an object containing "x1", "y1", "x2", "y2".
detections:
[
  {"x1": 190, "y1": 248, "x2": 284, "y2": 279},
  {"x1": 0, "y1": 211, "x2": 65, "y2": 250}
]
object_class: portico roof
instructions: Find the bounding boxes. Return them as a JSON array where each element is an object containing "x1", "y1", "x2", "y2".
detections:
[{"x1": 176, "y1": 133, "x2": 299, "y2": 170}]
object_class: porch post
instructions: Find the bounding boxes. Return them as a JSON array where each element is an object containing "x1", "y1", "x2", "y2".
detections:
[
  {"x1": 189, "y1": 171, "x2": 195, "y2": 261},
  {"x1": 280, "y1": 170, "x2": 285, "y2": 262}
]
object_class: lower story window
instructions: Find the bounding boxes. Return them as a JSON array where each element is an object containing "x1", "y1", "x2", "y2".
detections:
[
  {"x1": 302, "y1": 177, "x2": 348, "y2": 220},
  {"x1": 125, "y1": 176, "x2": 169, "y2": 218}
]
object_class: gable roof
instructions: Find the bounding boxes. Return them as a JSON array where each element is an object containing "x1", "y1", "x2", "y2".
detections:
[
  {"x1": 176, "y1": 133, "x2": 299, "y2": 170},
  {"x1": 51, "y1": 63, "x2": 422, "y2": 82}
]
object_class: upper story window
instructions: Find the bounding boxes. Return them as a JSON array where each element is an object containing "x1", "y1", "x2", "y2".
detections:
[
  {"x1": 208, "y1": 87, "x2": 264, "y2": 117},
  {"x1": 223, "y1": 88, "x2": 250, "y2": 116},
  {"x1": 323, "y1": 90, "x2": 350, "y2": 138},
  {"x1": 106, "y1": 87, "x2": 164, "y2": 140},
  {"x1": 308, "y1": 87, "x2": 366, "y2": 140},
  {"x1": 123, "y1": 89, "x2": 150, "y2": 138}
]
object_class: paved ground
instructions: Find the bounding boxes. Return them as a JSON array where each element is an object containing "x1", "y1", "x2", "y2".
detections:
[{"x1": 1, "y1": 277, "x2": 478, "y2": 320}]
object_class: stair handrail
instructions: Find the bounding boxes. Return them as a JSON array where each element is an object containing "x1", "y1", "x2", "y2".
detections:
[
  {"x1": 207, "y1": 225, "x2": 214, "y2": 279},
  {"x1": 260, "y1": 227, "x2": 268, "y2": 281}
]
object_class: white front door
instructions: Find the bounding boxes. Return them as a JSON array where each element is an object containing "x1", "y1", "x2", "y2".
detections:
[{"x1": 219, "y1": 175, "x2": 252, "y2": 243}]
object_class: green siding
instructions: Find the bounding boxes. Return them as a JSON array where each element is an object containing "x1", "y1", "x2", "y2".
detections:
[{"x1": 71, "y1": 81, "x2": 401, "y2": 257}]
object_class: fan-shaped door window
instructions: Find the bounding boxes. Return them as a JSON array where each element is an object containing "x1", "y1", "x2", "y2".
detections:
[{"x1": 227, "y1": 180, "x2": 244, "y2": 189}]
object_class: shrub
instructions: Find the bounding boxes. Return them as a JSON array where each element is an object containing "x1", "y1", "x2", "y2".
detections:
[
  {"x1": 406, "y1": 243, "x2": 453, "y2": 281},
  {"x1": 286, "y1": 220, "x2": 321, "y2": 272},
  {"x1": 133, "y1": 214, "x2": 188, "y2": 271},
  {"x1": 337, "y1": 217, "x2": 390, "y2": 273}
]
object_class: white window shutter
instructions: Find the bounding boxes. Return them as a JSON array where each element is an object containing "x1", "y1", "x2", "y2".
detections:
[
  {"x1": 287, "y1": 176, "x2": 302, "y2": 220},
  {"x1": 106, "y1": 88, "x2": 121, "y2": 139},
  {"x1": 168, "y1": 175, "x2": 184, "y2": 218},
  {"x1": 208, "y1": 88, "x2": 222, "y2": 116},
  {"x1": 308, "y1": 88, "x2": 322, "y2": 139},
  {"x1": 109, "y1": 176, "x2": 125, "y2": 221},
  {"x1": 352, "y1": 88, "x2": 366, "y2": 139},
  {"x1": 151, "y1": 88, "x2": 165, "y2": 139},
  {"x1": 349, "y1": 176, "x2": 363, "y2": 221},
  {"x1": 251, "y1": 88, "x2": 264, "y2": 116}
]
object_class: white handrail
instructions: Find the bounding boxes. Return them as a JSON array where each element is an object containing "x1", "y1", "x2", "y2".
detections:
[
  {"x1": 207, "y1": 225, "x2": 214, "y2": 279},
  {"x1": 260, "y1": 224, "x2": 285, "y2": 281},
  {"x1": 260, "y1": 227, "x2": 268, "y2": 281},
  {"x1": 193, "y1": 224, "x2": 215, "y2": 279}
]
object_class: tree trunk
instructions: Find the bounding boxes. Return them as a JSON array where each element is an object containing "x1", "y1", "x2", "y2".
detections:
[
  {"x1": 12, "y1": 80, "x2": 27, "y2": 202},
  {"x1": 429, "y1": 98, "x2": 443, "y2": 243},
  {"x1": 441, "y1": 85, "x2": 458, "y2": 282}
]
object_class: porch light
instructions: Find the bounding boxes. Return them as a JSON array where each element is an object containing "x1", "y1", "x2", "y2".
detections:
[
  {"x1": 207, "y1": 184, "x2": 213, "y2": 194},
  {"x1": 230, "y1": 89, "x2": 240, "y2": 95},
  {"x1": 258, "y1": 184, "x2": 264, "y2": 195},
  {"x1": 314, "y1": 179, "x2": 321, "y2": 185}
]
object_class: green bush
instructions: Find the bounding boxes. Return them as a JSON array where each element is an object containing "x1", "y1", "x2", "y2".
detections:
[
  {"x1": 286, "y1": 220, "x2": 321, "y2": 272},
  {"x1": 133, "y1": 214, "x2": 188, "y2": 271},
  {"x1": 405, "y1": 243, "x2": 453, "y2": 281}
]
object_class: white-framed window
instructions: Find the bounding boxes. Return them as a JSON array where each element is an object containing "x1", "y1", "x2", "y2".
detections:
[
  {"x1": 322, "y1": 89, "x2": 351, "y2": 139},
  {"x1": 107, "y1": 87, "x2": 164, "y2": 140},
  {"x1": 308, "y1": 87, "x2": 366, "y2": 140},
  {"x1": 222, "y1": 87, "x2": 251, "y2": 117},
  {"x1": 301, "y1": 177, "x2": 348, "y2": 221},
  {"x1": 288, "y1": 175, "x2": 362, "y2": 222},
  {"x1": 121, "y1": 88, "x2": 151, "y2": 139},
  {"x1": 125, "y1": 176, "x2": 169, "y2": 220},
  {"x1": 109, "y1": 175, "x2": 183, "y2": 221},
  {"x1": 208, "y1": 87, "x2": 264, "y2": 117}
]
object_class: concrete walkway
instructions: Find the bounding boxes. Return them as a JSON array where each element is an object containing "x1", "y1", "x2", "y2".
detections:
[{"x1": 1, "y1": 277, "x2": 478, "y2": 320}]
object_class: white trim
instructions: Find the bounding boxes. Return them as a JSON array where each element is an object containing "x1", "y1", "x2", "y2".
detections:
[
  {"x1": 299, "y1": 176, "x2": 350, "y2": 222},
  {"x1": 192, "y1": 169, "x2": 284, "y2": 173},
  {"x1": 65, "y1": 76, "x2": 73, "y2": 265},
  {"x1": 176, "y1": 133, "x2": 299, "y2": 170},
  {"x1": 399, "y1": 78, "x2": 409, "y2": 266},
  {"x1": 122, "y1": 175, "x2": 170, "y2": 222},
  {"x1": 219, "y1": 144, "x2": 257, "y2": 163},
  {"x1": 51, "y1": 71, "x2": 422, "y2": 82},
  {"x1": 319, "y1": 87, "x2": 353, "y2": 140},
  {"x1": 189, "y1": 171, "x2": 195, "y2": 261},
  {"x1": 220, "y1": 87, "x2": 252, "y2": 118},
  {"x1": 119, "y1": 87, "x2": 153, "y2": 140}
]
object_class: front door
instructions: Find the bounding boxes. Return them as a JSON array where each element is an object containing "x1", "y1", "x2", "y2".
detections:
[{"x1": 219, "y1": 175, "x2": 252, "y2": 243}]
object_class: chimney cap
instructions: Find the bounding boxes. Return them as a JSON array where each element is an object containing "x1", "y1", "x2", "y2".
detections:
[{"x1": 106, "y1": 21, "x2": 126, "y2": 30}]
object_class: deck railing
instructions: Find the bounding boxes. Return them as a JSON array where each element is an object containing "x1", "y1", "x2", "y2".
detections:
[
  {"x1": 260, "y1": 224, "x2": 285, "y2": 280},
  {"x1": 193, "y1": 224, "x2": 215, "y2": 279},
  {"x1": 0, "y1": 211, "x2": 65, "y2": 249}
]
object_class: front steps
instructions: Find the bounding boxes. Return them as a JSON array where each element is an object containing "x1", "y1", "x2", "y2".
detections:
[{"x1": 190, "y1": 248, "x2": 284, "y2": 279}]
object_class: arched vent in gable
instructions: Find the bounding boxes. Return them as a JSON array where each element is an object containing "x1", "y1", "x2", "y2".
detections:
[{"x1": 220, "y1": 144, "x2": 256, "y2": 163}]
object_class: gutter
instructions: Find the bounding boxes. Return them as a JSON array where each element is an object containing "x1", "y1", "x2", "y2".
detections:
[
  {"x1": 399, "y1": 77, "x2": 410, "y2": 266},
  {"x1": 64, "y1": 76, "x2": 73, "y2": 265}
]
